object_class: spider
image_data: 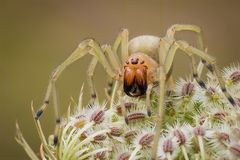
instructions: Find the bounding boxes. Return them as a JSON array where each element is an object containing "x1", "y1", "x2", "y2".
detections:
[{"x1": 34, "y1": 24, "x2": 237, "y2": 159}]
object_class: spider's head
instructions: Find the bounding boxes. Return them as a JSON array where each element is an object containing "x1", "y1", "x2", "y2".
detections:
[{"x1": 123, "y1": 56, "x2": 148, "y2": 97}]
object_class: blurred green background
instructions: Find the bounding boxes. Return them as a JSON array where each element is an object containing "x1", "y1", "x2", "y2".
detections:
[{"x1": 1, "y1": 0, "x2": 240, "y2": 159}]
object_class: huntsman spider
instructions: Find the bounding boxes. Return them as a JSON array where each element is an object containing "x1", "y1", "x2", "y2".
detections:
[{"x1": 34, "y1": 24, "x2": 237, "y2": 159}]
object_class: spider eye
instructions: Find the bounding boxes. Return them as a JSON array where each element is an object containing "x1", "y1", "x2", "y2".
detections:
[{"x1": 123, "y1": 67, "x2": 147, "y2": 97}]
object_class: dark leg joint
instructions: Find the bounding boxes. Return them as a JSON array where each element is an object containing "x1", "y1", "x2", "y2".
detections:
[
  {"x1": 35, "y1": 109, "x2": 43, "y2": 120},
  {"x1": 198, "y1": 80, "x2": 206, "y2": 89},
  {"x1": 91, "y1": 93, "x2": 97, "y2": 99},
  {"x1": 221, "y1": 87, "x2": 227, "y2": 92},
  {"x1": 108, "y1": 82, "x2": 113, "y2": 87},
  {"x1": 125, "y1": 116, "x2": 129, "y2": 125},
  {"x1": 201, "y1": 59, "x2": 206, "y2": 64},
  {"x1": 56, "y1": 118, "x2": 61, "y2": 124},
  {"x1": 206, "y1": 64, "x2": 214, "y2": 73},
  {"x1": 228, "y1": 96, "x2": 236, "y2": 106},
  {"x1": 107, "y1": 88, "x2": 112, "y2": 95},
  {"x1": 53, "y1": 135, "x2": 58, "y2": 146},
  {"x1": 147, "y1": 109, "x2": 152, "y2": 117},
  {"x1": 44, "y1": 100, "x2": 49, "y2": 104},
  {"x1": 166, "y1": 90, "x2": 173, "y2": 97},
  {"x1": 193, "y1": 73, "x2": 198, "y2": 78}
]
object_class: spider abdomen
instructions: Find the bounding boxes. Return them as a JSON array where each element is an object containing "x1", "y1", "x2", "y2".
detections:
[{"x1": 128, "y1": 35, "x2": 160, "y2": 60}]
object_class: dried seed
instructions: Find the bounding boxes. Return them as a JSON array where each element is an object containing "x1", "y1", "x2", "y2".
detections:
[
  {"x1": 116, "y1": 102, "x2": 136, "y2": 115},
  {"x1": 91, "y1": 110, "x2": 105, "y2": 124},
  {"x1": 213, "y1": 112, "x2": 226, "y2": 120},
  {"x1": 230, "y1": 71, "x2": 240, "y2": 83},
  {"x1": 94, "y1": 134, "x2": 107, "y2": 141},
  {"x1": 181, "y1": 82, "x2": 194, "y2": 96},
  {"x1": 127, "y1": 112, "x2": 146, "y2": 122},
  {"x1": 139, "y1": 133, "x2": 154, "y2": 147},
  {"x1": 94, "y1": 151, "x2": 106, "y2": 159},
  {"x1": 74, "y1": 119, "x2": 86, "y2": 128},
  {"x1": 118, "y1": 152, "x2": 130, "y2": 160},
  {"x1": 229, "y1": 144, "x2": 240, "y2": 156},
  {"x1": 173, "y1": 129, "x2": 186, "y2": 145},
  {"x1": 163, "y1": 139, "x2": 173, "y2": 153},
  {"x1": 109, "y1": 127, "x2": 123, "y2": 137},
  {"x1": 205, "y1": 87, "x2": 216, "y2": 97},
  {"x1": 194, "y1": 126, "x2": 205, "y2": 136},
  {"x1": 124, "y1": 130, "x2": 138, "y2": 140},
  {"x1": 218, "y1": 132, "x2": 230, "y2": 142}
]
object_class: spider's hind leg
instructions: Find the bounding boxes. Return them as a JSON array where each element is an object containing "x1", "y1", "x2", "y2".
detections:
[{"x1": 87, "y1": 56, "x2": 99, "y2": 103}]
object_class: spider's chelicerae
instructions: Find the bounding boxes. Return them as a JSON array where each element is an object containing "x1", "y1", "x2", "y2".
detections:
[{"x1": 34, "y1": 24, "x2": 237, "y2": 159}]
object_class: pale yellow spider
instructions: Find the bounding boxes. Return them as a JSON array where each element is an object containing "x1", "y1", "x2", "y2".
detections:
[{"x1": 34, "y1": 24, "x2": 237, "y2": 159}]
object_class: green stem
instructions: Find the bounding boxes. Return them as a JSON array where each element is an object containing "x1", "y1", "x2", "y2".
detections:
[
  {"x1": 166, "y1": 152, "x2": 172, "y2": 160},
  {"x1": 31, "y1": 104, "x2": 56, "y2": 160},
  {"x1": 198, "y1": 136, "x2": 205, "y2": 160},
  {"x1": 181, "y1": 145, "x2": 189, "y2": 160}
]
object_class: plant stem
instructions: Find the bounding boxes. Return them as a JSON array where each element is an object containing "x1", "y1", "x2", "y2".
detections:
[
  {"x1": 198, "y1": 136, "x2": 205, "y2": 160},
  {"x1": 166, "y1": 152, "x2": 172, "y2": 160},
  {"x1": 181, "y1": 145, "x2": 189, "y2": 160},
  {"x1": 15, "y1": 122, "x2": 40, "y2": 160},
  {"x1": 31, "y1": 103, "x2": 56, "y2": 160}
]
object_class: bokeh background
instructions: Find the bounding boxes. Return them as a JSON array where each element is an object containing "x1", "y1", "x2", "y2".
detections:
[{"x1": 1, "y1": 0, "x2": 240, "y2": 159}]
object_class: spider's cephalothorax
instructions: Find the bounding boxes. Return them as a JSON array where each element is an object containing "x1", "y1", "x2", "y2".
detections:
[{"x1": 123, "y1": 53, "x2": 158, "y2": 97}]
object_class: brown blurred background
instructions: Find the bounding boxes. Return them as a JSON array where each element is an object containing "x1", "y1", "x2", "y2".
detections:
[{"x1": 1, "y1": 0, "x2": 240, "y2": 159}]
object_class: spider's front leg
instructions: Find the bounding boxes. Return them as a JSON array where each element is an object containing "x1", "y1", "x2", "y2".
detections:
[
  {"x1": 34, "y1": 39, "x2": 117, "y2": 146},
  {"x1": 151, "y1": 66, "x2": 167, "y2": 160},
  {"x1": 166, "y1": 24, "x2": 209, "y2": 77}
]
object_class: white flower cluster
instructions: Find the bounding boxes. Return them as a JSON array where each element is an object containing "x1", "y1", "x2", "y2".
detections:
[{"x1": 16, "y1": 64, "x2": 240, "y2": 160}]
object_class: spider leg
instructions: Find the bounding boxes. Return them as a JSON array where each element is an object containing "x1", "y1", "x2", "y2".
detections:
[
  {"x1": 176, "y1": 40, "x2": 237, "y2": 106},
  {"x1": 103, "y1": 44, "x2": 121, "y2": 70},
  {"x1": 87, "y1": 56, "x2": 98, "y2": 102},
  {"x1": 164, "y1": 39, "x2": 237, "y2": 106},
  {"x1": 166, "y1": 24, "x2": 204, "y2": 50},
  {"x1": 113, "y1": 29, "x2": 129, "y2": 64},
  {"x1": 110, "y1": 80, "x2": 120, "y2": 109},
  {"x1": 104, "y1": 78, "x2": 113, "y2": 100},
  {"x1": 151, "y1": 66, "x2": 166, "y2": 159},
  {"x1": 166, "y1": 24, "x2": 206, "y2": 77},
  {"x1": 117, "y1": 90, "x2": 128, "y2": 124},
  {"x1": 112, "y1": 29, "x2": 131, "y2": 122},
  {"x1": 166, "y1": 75, "x2": 174, "y2": 96},
  {"x1": 52, "y1": 82, "x2": 60, "y2": 146},
  {"x1": 146, "y1": 83, "x2": 154, "y2": 116},
  {"x1": 35, "y1": 39, "x2": 116, "y2": 146},
  {"x1": 191, "y1": 55, "x2": 207, "y2": 89}
]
